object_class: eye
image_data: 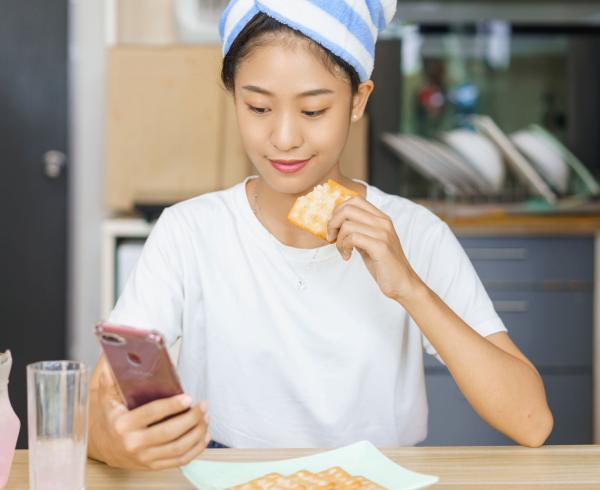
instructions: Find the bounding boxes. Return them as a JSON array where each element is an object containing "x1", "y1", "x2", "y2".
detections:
[
  {"x1": 248, "y1": 105, "x2": 269, "y2": 114},
  {"x1": 247, "y1": 105, "x2": 326, "y2": 117},
  {"x1": 303, "y1": 109, "x2": 327, "y2": 118}
]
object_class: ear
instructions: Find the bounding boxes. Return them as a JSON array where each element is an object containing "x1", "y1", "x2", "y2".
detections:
[{"x1": 350, "y1": 80, "x2": 375, "y2": 122}]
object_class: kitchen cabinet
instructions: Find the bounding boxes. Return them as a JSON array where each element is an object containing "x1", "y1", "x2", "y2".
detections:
[
  {"x1": 421, "y1": 236, "x2": 595, "y2": 445},
  {"x1": 423, "y1": 370, "x2": 593, "y2": 445}
]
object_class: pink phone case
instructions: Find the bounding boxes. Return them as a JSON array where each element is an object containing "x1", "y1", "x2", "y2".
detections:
[{"x1": 95, "y1": 322, "x2": 184, "y2": 410}]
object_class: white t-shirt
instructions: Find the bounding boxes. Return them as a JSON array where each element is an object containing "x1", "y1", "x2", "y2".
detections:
[{"x1": 108, "y1": 178, "x2": 506, "y2": 448}]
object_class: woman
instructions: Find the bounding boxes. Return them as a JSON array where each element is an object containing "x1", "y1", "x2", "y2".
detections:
[{"x1": 88, "y1": 0, "x2": 553, "y2": 470}]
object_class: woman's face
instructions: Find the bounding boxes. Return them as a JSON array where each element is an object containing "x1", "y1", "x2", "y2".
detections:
[{"x1": 233, "y1": 37, "x2": 371, "y2": 196}]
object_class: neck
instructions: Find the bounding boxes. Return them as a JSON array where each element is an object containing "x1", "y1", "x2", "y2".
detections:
[
  {"x1": 247, "y1": 172, "x2": 366, "y2": 248},
  {"x1": 250, "y1": 178, "x2": 317, "y2": 248}
]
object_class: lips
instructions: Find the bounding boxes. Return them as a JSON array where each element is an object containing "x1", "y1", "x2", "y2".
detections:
[{"x1": 270, "y1": 158, "x2": 311, "y2": 174}]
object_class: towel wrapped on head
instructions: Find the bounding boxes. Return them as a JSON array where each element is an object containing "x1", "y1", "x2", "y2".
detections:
[{"x1": 219, "y1": 0, "x2": 397, "y2": 82}]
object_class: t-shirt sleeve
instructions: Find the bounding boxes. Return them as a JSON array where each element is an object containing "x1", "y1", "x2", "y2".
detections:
[
  {"x1": 413, "y1": 220, "x2": 507, "y2": 365},
  {"x1": 107, "y1": 207, "x2": 184, "y2": 346}
]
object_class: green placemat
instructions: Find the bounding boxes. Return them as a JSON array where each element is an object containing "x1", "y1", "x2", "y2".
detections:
[{"x1": 181, "y1": 440, "x2": 438, "y2": 489}]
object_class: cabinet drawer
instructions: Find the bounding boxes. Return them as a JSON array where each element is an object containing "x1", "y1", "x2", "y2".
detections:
[
  {"x1": 423, "y1": 289, "x2": 593, "y2": 369},
  {"x1": 421, "y1": 371, "x2": 592, "y2": 445},
  {"x1": 490, "y1": 290, "x2": 592, "y2": 368},
  {"x1": 458, "y1": 237, "x2": 594, "y2": 284}
]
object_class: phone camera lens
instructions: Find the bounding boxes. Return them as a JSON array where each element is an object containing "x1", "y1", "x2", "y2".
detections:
[{"x1": 127, "y1": 352, "x2": 142, "y2": 366}]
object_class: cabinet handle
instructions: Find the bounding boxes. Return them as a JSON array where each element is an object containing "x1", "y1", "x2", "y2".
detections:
[
  {"x1": 493, "y1": 300, "x2": 529, "y2": 313},
  {"x1": 465, "y1": 248, "x2": 528, "y2": 260}
]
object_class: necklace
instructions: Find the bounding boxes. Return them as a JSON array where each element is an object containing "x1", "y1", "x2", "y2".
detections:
[{"x1": 250, "y1": 180, "x2": 320, "y2": 291}]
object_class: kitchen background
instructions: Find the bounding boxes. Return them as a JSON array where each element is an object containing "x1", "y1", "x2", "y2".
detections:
[{"x1": 1, "y1": 0, "x2": 600, "y2": 449}]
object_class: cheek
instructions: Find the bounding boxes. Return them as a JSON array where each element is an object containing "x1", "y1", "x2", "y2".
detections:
[
  {"x1": 309, "y1": 112, "x2": 350, "y2": 152},
  {"x1": 236, "y1": 110, "x2": 265, "y2": 153}
]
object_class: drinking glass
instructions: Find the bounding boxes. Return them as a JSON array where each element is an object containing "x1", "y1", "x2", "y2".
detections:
[{"x1": 27, "y1": 361, "x2": 88, "y2": 490}]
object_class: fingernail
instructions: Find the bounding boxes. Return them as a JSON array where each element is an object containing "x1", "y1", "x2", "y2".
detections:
[
  {"x1": 204, "y1": 412, "x2": 210, "y2": 424},
  {"x1": 326, "y1": 232, "x2": 332, "y2": 241},
  {"x1": 199, "y1": 400, "x2": 208, "y2": 412},
  {"x1": 204, "y1": 431, "x2": 212, "y2": 444},
  {"x1": 179, "y1": 394, "x2": 193, "y2": 407}
]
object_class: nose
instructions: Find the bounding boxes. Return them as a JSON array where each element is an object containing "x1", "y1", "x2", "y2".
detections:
[{"x1": 270, "y1": 111, "x2": 303, "y2": 152}]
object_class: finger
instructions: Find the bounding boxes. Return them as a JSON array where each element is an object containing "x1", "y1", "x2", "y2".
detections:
[
  {"x1": 138, "y1": 403, "x2": 205, "y2": 447},
  {"x1": 338, "y1": 230, "x2": 384, "y2": 261},
  {"x1": 333, "y1": 196, "x2": 387, "y2": 222},
  {"x1": 336, "y1": 222, "x2": 384, "y2": 260},
  {"x1": 344, "y1": 195, "x2": 387, "y2": 217},
  {"x1": 125, "y1": 393, "x2": 194, "y2": 430},
  {"x1": 328, "y1": 203, "x2": 388, "y2": 242},
  {"x1": 138, "y1": 421, "x2": 207, "y2": 463},
  {"x1": 99, "y1": 370, "x2": 125, "y2": 411},
  {"x1": 98, "y1": 361, "x2": 119, "y2": 394},
  {"x1": 146, "y1": 432, "x2": 210, "y2": 470}
]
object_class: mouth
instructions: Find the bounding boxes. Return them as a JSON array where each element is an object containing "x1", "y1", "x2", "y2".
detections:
[{"x1": 269, "y1": 158, "x2": 311, "y2": 174}]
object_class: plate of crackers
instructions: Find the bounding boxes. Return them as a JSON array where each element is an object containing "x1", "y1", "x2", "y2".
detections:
[{"x1": 181, "y1": 440, "x2": 438, "y2": 490}]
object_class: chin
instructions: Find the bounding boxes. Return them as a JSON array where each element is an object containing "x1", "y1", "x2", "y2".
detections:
[
  {"x1": 255, "y1": 167, "x2": 322, "y2": 196},
  {"x1": 267, "y1": 176, "x2": 312, "y2": 196},
  {"x1": 284, "y1": 176, "x2": 335, "y2": 196}
]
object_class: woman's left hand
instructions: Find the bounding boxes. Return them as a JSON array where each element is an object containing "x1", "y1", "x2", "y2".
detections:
[{"x1": 327, "y1": 196, "x2": 421, "y2": 302}]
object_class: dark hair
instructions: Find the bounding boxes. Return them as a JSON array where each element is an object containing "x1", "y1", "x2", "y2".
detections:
[{"x1": 221, "y1": 13, "x2": 361, "y2": 95}]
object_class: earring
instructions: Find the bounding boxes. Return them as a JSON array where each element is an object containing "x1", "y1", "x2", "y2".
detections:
[{"x1": 352, "y1": 114, "x2": 358, "y2": 120}]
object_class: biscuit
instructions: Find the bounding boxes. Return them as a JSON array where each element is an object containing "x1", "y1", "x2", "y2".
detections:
[
  {"x1": 228, "y1": 472, "x2": 283, "y2": 489},
  {"x1": 227, "y1": 466, "x2": 384, "y2": 490},
  {"x1": 290, "y1": 470, "x2": 335, "y2": 488},
  {"x1": 353, "y1": 476, "x2": 386, "y2": 489},
  {"x1": 316, "y1": 467, "x2": 361, "y2": 489},
  {"x1": 288, "y1": 179, "x2": 357, "y2": 241},
  {"x1": 269, "y1": 474, "x2": 307, "y2": 489}
]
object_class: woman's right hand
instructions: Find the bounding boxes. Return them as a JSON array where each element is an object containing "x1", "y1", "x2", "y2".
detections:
[{"x1": 88, "y1": 357, "x2": 210, "y2": 470}]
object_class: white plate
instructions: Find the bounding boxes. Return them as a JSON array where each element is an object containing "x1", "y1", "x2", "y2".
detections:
[
  {"x1": 182, "y1": 441, "x2": 439, "y2": 490},
  {"x1": 511, "y1": 130, "x2": 569, "y2": 194},
  {"x1": 441, "y1": 128, "x2": 505, "y2": 194},
  {"x1": 471, "y1": 115, "x2": 557, "y2": 204},
  {"x1": 418, "y1": 138, "x2": 491, "y2": 196},
  {"x1": 530, "y1": 124, "x2": 600, "y2": 197},
  {"x1": 381, "y1": 133, "x2": 463, "y2": 196},
  {"x1": 404, "y1": 135, "x2": 478, "y2": 196}
]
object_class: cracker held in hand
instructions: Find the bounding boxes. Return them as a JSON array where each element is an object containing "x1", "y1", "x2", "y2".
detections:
[
  {"x1": 288, "y1": 179, "x2": 357, "y2": 241},
  {"x1": 227, "y1": 466, "x2": 385, "y2": 489}
]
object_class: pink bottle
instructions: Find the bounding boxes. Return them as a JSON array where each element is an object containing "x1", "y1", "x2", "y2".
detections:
[{"x1": 0, "y1": 350, "x2": 20, "y2": 488}]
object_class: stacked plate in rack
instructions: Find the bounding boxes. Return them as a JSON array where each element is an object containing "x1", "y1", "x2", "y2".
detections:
[
  {"x1": 381, "y1": 132, "x2": 504, "y2": 198},
  {"x1": 382, "y1": 116, "x2": 599, "y2": 205}
]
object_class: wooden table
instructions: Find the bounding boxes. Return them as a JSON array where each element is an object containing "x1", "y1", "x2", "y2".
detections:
[{"x1": 6, "y1": 446, "x2": 600, "y2": 489}]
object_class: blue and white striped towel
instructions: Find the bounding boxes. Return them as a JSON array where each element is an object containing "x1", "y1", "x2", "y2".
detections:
[{"x1": 219, "y1": 0, "x2": 397, "y2": 81}]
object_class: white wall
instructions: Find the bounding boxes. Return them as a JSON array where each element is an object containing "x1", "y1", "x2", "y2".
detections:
[{"x1": 67, "y1": 0, "x2": 106, "y2": 367}]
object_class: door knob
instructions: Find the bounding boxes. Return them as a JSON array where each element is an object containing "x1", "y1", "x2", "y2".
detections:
[{"x1": 43, "y1": 150, "x2": 67, "y2": 178}]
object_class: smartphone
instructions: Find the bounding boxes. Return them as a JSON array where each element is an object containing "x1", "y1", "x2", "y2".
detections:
[{"x1": 95, "y1": 322, "x2": 184, "y2": 410}]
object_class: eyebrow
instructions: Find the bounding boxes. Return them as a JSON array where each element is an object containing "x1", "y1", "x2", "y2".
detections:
[{"x1": 241, "y1": 85, "x2": 334, "y2": 97}]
